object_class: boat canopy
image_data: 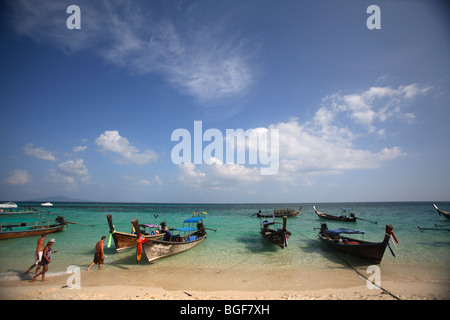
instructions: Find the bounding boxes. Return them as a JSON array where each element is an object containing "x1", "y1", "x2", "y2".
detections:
[
  {"x1": 183, "y1": 217, "x2": 204, "y2": 223},
  {"x1": 141, "y1": 224, "x2": 160, "y2": 229},
  {"x1": 325, "y1": 228, "x2": 365, "y2": 237}
]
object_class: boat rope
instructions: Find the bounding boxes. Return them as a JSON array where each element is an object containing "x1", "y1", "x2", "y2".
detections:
[
  {"x1": 296, "y1": 231, "x2": 401, "y2": 300},
  {"x1": 215, "y1": 259, "x2": 247, "y2": 274}
]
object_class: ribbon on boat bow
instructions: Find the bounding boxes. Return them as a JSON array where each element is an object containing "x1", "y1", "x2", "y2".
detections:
[
  {"x1": 386, "y1": 229, "x2": 399, "y2": 256},
  {"x1": 107, "y1": 231, "x2": 115, "y2": 248},
  {"x1": 135, "y1": 234, "x2": 149, "y2": 263},
  {"x1": 389, "y1": 231, "x2": 399, "y2": 250}
]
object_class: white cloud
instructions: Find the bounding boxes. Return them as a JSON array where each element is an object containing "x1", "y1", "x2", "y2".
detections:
[
  {"x1": 23, "y1": 144, "x2": 57, "y2": 161},
  {"x1": 58, "y1": 159, "x2": 89, "y2": 176},
  {"x1": 322, "y1": 84, "x2": 430, "y2": 133},
  {"x1": 45, "y1": 172, "x2": 78, "y2": 191},
  {"x1": 271, "y1": 118, "x2": 406, "y2": 176},
  {"x1": 5, "y1": 169, "x2": 32, "y2": 186},
  {"x1": 73, "y1": 146, "x2": 88, "y2": 152},
  {"x1": 122, "y1": 173, "x2": 163, "y2": 188},
  {"x1": 153, "y1": 175, "x2": 163, "y2": 186},
  {"x1": 9, "y1": 0, "x2": 256, "y2": 105},
  {"x1": 176, "y1": 84, "x2": 428, "y2": 187},
  {"x1": 178, "y1": 158, "x2": 261, "y2": 190},
  {"x1": 95, "y1": 130, "x2": 158, "y2": 165},
  {"x1": 46, "y1": 173, "x2": 75, "y2": 184}
]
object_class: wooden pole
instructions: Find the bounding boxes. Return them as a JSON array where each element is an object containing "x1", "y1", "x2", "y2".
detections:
[
  {"x1": 131, "y1": 219, "x2": 141, "y2": 237},
  {"x1": 106, "y1": 214, "x2": 114, "y2": 233},
  {"x1": 282, "y1": 216, "x2": 287, "y2": 231}
]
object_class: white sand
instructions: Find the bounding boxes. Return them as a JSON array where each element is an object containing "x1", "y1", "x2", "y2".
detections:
[{"x1": 0, "y1": 262, "x2": 448, "y2": 300}]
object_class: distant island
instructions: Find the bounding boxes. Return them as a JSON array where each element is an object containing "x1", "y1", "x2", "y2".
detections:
[{"x1": 25, "y1": 195, "x2": 91, "y2": 203}]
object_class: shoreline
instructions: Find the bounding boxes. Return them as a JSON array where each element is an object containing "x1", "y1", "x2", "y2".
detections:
[{"x1": 1, "y1": 262, "x2": 448, "y2": 300}]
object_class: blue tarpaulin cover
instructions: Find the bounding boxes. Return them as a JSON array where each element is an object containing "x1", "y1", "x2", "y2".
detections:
[
  {"x1": 325, "y1": 228, "x2": 365, "y2": 237},
  {"x1": 183, "y1": 217, "x2": 204, "y2": 223}
]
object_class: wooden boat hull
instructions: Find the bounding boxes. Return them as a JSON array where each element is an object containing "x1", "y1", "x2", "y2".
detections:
[
  {"x1": 260, "y1": 216, "x2": 291, "y2": 249},
  {"x1": 433, "y1": 204, "x2": 450, "y2": 219},
  {"x1": 260, "y1": 229, "x2": 291, "y2": 249},
  {"x1": 313, "y1": 206, "x2": 356, "y2": 222},
  {"x1": 257, "y1": 212, "x2": 298, "y2": 218},
  {"x1": 106, "y1": 214, "x2": 164, "y2": 252},
  {"x1": 111, "y1": 231, "x2": 164, "y2": 252},
  {"x1": 0, "y1": 223, "x2": 66, "y2": 240},
  {"x1": 318, "y1": 224, "x2": 393, "y2": 264},
  {"x1": 142, "y1": 235, "x2": 207, "y2": 262},
  {"x1": 257, "y1": 207, "x2": 301, "y2": 218}
]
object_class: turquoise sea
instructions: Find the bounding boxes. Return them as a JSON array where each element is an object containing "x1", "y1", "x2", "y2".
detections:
[{"x1": 0, "y1": 202, "x2": 449, "y2": 282}]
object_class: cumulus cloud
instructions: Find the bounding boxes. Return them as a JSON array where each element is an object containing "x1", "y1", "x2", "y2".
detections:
[
  {"x1": 176, "y1": 84, "x2": 429, "y2": 188},
  {"x1": 23, "y1": 144, "x2": 57, "y2": 161},
  {"x1": 5, "y1": 169, "x2": 32, "y2": 186},
  {"x1": 321, "y1": 84, "x2": 431, "y2": 133},
  {"x1": 271, "y1": 119, "x2": 406, "y2": 176},
  {"x1": 58, "y1": 159, "x2": 89, "y2": 176},
  {"x1": 178, "y1": 158, "x2": 261, "y2": 190},
  {"x1": 95, "y1": 130, "x2": 158, "y2": 165}
]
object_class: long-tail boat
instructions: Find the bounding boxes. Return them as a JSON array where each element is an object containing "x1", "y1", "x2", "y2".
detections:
[
  {"x1": 106, "y1": 214, "x2": 165, "y2": 252},
  {"x1": 260, "y1": 216, "x2": 291, "y2": 249},
  {"x1": 0, "y1": 216, "x2": 67, "y2": 240},
  {"x1": 317, "y1": 223, "x2": 397, "y2": 264},
  {"x1": 432, "y1": 204, "x2": 450, "y2": 219},
  {"x1": 0, "y1": 207, "x2": 38, "y2": 215},
  {"x1": 256, "y1": 207, "x2": 301, "y2": 218},
  {"x1": 134, "y1": 216, "x2": 207, "y2": 263},
  {"x1": 313, "y1": 206, "x2": 357, "y2": 222}
]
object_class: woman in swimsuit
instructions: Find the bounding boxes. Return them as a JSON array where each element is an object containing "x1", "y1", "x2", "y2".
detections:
[{"x1": 32, "y1": 239, "x2": 56, "y2": 282}]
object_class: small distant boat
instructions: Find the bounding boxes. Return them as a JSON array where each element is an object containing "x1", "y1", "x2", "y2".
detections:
[
  {"x1": 260, "y1": 216, "x2": 291, "y2": 249},
  {"x1": 0, "y1": 216, "x2": 67, "y2": 240},
  {"x1": 106, "y1": 214, "x2": 165, "y2": 253},
  {"x1": 41, "y1": 202, "x2": 53, "y2": 207},
  {"x1": 0, "y1": 202, "x2": 18, "y2": 209},
  {"x1": 313, "y1": 206, "x2": 356, "y2": 222},
  {"x1": 256, "y1": 207, "x2": 301, "y2": 218},
  {"x1": 136, "y1": 216, "x2": 208, "y2": 263},
  {"x1": 317, "y1": 223, "x2": 397, "y2": 264},
  {"x1": 432, "y1": 204, "x2": 450, "y2": 219}
]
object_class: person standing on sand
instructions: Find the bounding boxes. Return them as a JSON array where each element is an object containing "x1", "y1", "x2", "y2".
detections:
[
  {"x1": 87, "y1": 236, "x2": 106, "y2": 271},
  {"x1": 32, "y1": 238, "x2": 56, "y2": 282},
  {"x1": 24, "y1": 233, "x2": 47, "y2": 274}
]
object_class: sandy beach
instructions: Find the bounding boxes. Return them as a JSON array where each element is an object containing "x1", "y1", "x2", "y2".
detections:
[{"x1": 1, "y1": 262, "x2": 448, "y2": 300}]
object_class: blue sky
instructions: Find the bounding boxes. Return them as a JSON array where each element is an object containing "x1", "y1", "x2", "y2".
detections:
[{"x1": 1, "y1": 0, "x2": 449, "y2": 203}]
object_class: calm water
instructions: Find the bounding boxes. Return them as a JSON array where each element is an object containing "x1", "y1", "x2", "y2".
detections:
[{"x1": 1, "y1": 202, "x2": 449, "y2": 281}]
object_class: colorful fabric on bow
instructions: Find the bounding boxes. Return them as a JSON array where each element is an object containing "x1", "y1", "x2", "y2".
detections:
[
  {"x1": 107, "y1": 231, "x2": 115, "y2": 248},
  {"x1": 390, "y1": 230, "x2": 399, "y2": 250},
  {"x1": 135, "y1": 235, "x2": 149, "y2": 263}
]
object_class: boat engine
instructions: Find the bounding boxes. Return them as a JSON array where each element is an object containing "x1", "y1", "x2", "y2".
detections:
[{"x1": 56, "y1": 216, "x2": 66, "y2": 224}]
